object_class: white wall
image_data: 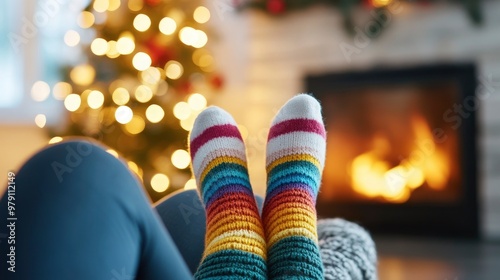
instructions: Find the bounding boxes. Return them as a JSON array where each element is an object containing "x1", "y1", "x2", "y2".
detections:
[
  {"x1": 208, "y1": 1, "x2": 500, "y2": 238},
  {"x1": 0, "y1": 126, "x2": 48, "y2": 191}
]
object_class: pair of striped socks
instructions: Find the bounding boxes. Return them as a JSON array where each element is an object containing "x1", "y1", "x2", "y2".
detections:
[{"x1": 189, "y1": 94, "x2": 326, "y2": 279}]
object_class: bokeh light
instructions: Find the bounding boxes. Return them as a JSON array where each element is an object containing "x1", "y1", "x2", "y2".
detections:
[
  {"x1": 173, "y1": 101, "x2": 191, "y2": 120},
  {"x1": 108, "y1": 0, "x2": 121, "y2": 11},
  {"x1": 78, "y1": 11, "x2": 95, "y2": 28},
  {"x1": 179, "y1": 26, "x2": 197, "y2": 46},
  {"x1": 192, "y1": 30, "x2": 208, "y2": 48},
  {"x1": 135, "y1": 85, "x2": 153, "y2": 103},
  {"x1": 93, "y1": 0, "x2": 109, "y2": 13},
  {"x1": 87, "y1": 90, "x2": 105, "y2": 109},
  {"x1": 133, "y1": 14, "x2": 151, "y2": 32},
  {"x1": 91, "y1": 38, "x2": 108, "y2": 56},
  {"x1": 106, "y1": 40, "x2": 120, "y2": 58},
  {"x1": 128, "y1": 0, "x2": 143, "y2": 11},
  {"x1": 64, "y1": 30, "x2": 80, "y2": 47},
  {"x1": 141, "y1": 67, "x2": 161, "y2": 85},
  {"x1": 171, "y1": 149, "x2": 190, "y2": 169},
  {"x1": 184, "y1": 178, "x2": 197, "y2": 190},
  {"x1": 112, "y1": 87, "x2": 130, "y2": 105},
  {"x1": 49, "y1": 136, "x2": 63, "y2": 144},
  {"x1": 106, "y1": 149, "x2": 119, "y2": 158},
  {"x1": 125, "y1": 115, "x2": 146, "y2": 134},
  {"x1": 194, "y1": 6, "x2": 211, "y2": 24},
  {"x1": 133, "y1": 52, "x2": 152, "y2": 71},
  {"x1": 31, "y1": 81, "x2": 50, "y2": 102},
  {"x1": 164, "y1": 60, "x2": 183, "y2": 80},
  {"x1": 70, "y1": 64, "x2": 95, "y2": 86},
  {"x1": 151, "y1": 173, "x2": 170, "y2": 192},
  {"x1": 187, "y1": 93, "x2": 207, "y2": 111},
  {"x1": 128, "y1": 161, "x2": 142, "y2": 178},
  {"x1": 372, "y1": 0, "x2": 393, "y2": 8},
  {"x1": 35, "y1": 114, "x2": 47, "y2": 128},
  {"x1": 115, "y1": 106, "x2": 134, "y2": 124},
  {"x1": 159, "y1": 17, "x2": 177, "y2": 35},
  {"x1": 116, "y1": 32, "x2": 135, "y2": 55},
  {"x1": 146, "y1": 104, "x2": 165, "y2": 123},
  {"x1": 64, "y1": 94, "x2": 81, "y2": 112}
]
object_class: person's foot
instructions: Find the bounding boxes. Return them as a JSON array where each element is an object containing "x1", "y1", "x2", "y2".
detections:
[
  {"x1": 263, "y1": 94, "x2": 326, "y2": 279},
  {"x1": 189, "y1": 106, "x2": 267, "y2": 279}
]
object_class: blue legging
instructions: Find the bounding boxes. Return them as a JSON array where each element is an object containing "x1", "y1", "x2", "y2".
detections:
[{"x1": 0, "y1": 140, "x2": 196, "y2": 279}]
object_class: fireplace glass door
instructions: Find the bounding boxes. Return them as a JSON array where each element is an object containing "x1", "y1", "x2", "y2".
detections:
[{"x1": 307, "y1": 64, "x2": 479, "y2": 237}]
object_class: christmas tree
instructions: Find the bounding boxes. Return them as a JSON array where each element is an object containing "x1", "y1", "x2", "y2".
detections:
[{"x1": 47, "y1": 0, "x2": 221, "y2": 202}]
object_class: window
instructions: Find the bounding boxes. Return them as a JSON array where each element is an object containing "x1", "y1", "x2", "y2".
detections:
[
  {"x1": 0, "y1": 1, "x2": 23, "y2": 108},
  {"x1": 0, "y1": 0, "x2": 85, "y2": 124}
]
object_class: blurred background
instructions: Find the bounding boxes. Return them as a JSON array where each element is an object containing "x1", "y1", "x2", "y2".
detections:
[{"x1": 1, "y1": 0, "x2": 500, "y2": 278}]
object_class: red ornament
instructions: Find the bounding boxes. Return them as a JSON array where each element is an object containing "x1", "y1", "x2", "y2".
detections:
[
  {"x1": 363, "y1": 0, "x2": 373, "y2": 9},
  {"x1": 144, "y1": 0, "x2": 161, "y2": 7},
  {"x1": 267, "y1": 0, "x2": 286, "y2": 14},
  {"x1": 178, "y1": 81, "x2": 192, "y2": 94},
  {"x1": 210, "y1": 75, "x2": 224, "y2": 90},
  {"x1": 144, "y1": 38, "x2": 174, "y2": 67}
]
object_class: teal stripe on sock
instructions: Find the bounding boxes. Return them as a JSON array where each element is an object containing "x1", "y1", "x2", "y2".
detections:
[
  {"x1": 195, "y1": 250, "x2": 267, "y2": 280},
  {"x1": 268, "y1": 237, "x2": 323, "y2": 280}
]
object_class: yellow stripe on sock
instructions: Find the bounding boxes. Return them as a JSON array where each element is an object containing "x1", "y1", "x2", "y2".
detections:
[
  {"x1": 204, "y1": 239, "x2": 266, "y2": 259},
  {"x1": 268, "y1": 227, "x2": 318, "y2": 249},
  {"x1": 267, "y1": 215, "x2": 318, "y2": 241},
  {"x1": 266, "y1": 153, "x2": 321, "y2": 173},
  {"x1": 266, "y1": 210, "x2": 317, "y2": 237},
  {"x1": 207, "y1": 220, "x2": 265, "y2": 245},
  {"x1": 207, "y1": 229, "x2": 267, "y2": 250}
]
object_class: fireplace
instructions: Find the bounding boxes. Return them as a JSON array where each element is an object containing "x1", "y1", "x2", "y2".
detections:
[{"x1": 307, "y1": 64, "x2": 479, "y2": 238}]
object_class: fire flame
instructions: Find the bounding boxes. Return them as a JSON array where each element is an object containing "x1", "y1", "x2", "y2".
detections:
[{"x1": 350, "y1": 115, "x2": 450, "y2": 203}]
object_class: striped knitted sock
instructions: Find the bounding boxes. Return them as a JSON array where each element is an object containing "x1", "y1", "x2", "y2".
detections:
[
  {"x1": 189, "y1": 107, "x2": 267, "y2": 280},
  {"x1": 263, "y1": 94, "x2": 326, "y2": 279}
]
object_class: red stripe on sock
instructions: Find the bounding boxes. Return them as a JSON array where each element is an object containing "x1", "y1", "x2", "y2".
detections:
[
  {"x1": 190, "y1": 124, "x2": 242, "y2": 157},
  {"x1": 268, "y1": 119, "x2": 326, "y2": 141},
  {"x1": 206, "y1": 191, "x2": 260, "y2": 221},
  {"x1": 262, "y1": 188, "x2": 316, "y2": 225}
]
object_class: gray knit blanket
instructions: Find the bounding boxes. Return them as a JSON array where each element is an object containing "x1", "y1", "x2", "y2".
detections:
[{"x1": 318, "y1": 219, "x2": 378, "y2": 280}]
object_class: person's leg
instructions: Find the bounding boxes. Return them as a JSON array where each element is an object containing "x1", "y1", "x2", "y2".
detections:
[
  {"x1": 263, "y1": 94, "x2": 326, "y2": 279},
  {"x1": 0, "y1": 139, "x2": 191, "y2": 280},
  {"x1": 189, "y1": 107, "x2": 267, "y2": 279}
]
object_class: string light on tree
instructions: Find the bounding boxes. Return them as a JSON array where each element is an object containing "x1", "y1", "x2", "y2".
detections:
[
  {"x1": 64, "y1": 94, "x2": 81, "y2": 112},
  {"x1": 171, "y1": 149, "x2": 190, "y2": 169},
  {"x1": 91, "y1": 38, "x2": 108, "y2": 56},
  {"x1": 87, "y1": 90, "x2": 105, "y2": 109},
  {"x1": 112, "y1": 87, "x2": 130, "y2": 105},
  {"x1": 115, "y1": 106, "x2": 133, "y2": 124},
  {"x1": 133, "y1": 52, "x2": 152, "y2": 71},
  {"x1": 159, "y1": 17, "x2": 177, "y2": 35},
  {"x1": 133, "y1": 14, "x2": 151, "y2": 32},
  {"x1": 116, "y1": 33, "x2": 135, "y2": 55},
  {"x1": 151, "y1": 173, "x2": 170, "y2": 193},
  {"x1": 184, "y1": 178, "x2": 197, "y2": 190},
  {"x1": 146, "y1": 104, "x2": 165, "y2": 123},
  {"x1": 193, "y1": 6, "x2": 210, "y2": 24},
  {"x1": 78, "y1": 11, "x2": 95, "y2": 28}
]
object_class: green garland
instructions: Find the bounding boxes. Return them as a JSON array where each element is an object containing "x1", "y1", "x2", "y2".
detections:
[{"x1": 238, "y1": 0, "x2": 482, "y2": 35}]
